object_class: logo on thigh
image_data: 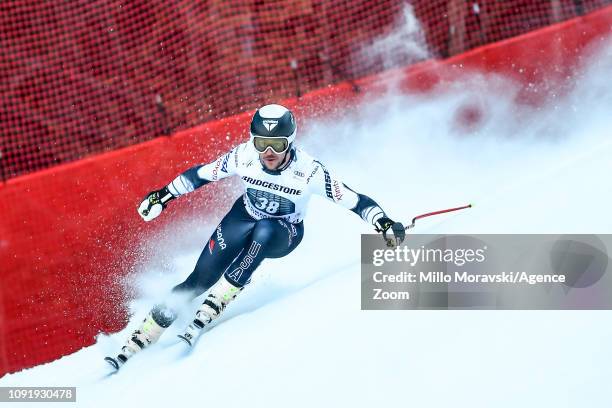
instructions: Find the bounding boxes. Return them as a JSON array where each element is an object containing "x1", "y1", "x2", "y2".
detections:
[
  {"x1": 209, "y1": 225, "x2": 227, "y2": 254},
  {"x1": 277, "y1": 220, "x2": 297, "y2": 246},
  {"x1": 216, "y1": 225, "x2": 227, "y2": 250},
  {"x1": 227, "y1": 241, "x2": 262, "y2": 283}
]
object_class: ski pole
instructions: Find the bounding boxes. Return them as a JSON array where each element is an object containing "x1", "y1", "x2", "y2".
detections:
[
  {"x1": 380, "y1": 204, "x2": 472, "y2": 247},
  {"x1": 404, "y1": 204, "x2": 472, "y2": 230}
]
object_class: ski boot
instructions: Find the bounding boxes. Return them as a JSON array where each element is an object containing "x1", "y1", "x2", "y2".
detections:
[
  {"x1": 178, "y1": 276, "x2": 243, "y2": 346},
  {"x1": 104, "y1": 304, "x2": 176, "y2": 370}
]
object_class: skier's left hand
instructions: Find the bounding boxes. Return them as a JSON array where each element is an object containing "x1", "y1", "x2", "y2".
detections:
[{"x1": 375, "y1": 217, "x2": 406, "y2": 247}]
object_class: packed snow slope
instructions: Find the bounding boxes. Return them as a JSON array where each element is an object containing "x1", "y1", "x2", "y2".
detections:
[{"x1": 2, "y1": 41, "x2": 612, "y2": 408}]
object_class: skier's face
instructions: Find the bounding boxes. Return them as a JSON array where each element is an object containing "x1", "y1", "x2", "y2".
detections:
[{"x1": 259, "y1": 148, "x2": 288, "y2": 170}]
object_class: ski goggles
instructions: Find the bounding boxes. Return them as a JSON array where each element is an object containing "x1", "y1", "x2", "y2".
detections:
[{"x1": 252, "y1": 136, "x2": 290, "y2": 154}]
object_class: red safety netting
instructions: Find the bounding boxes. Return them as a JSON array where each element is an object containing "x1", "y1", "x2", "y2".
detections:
[{"x1": 1, "y1": 0, "x2": 610, "y2": 181}]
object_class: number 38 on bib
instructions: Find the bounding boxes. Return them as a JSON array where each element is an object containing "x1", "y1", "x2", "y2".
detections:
[{"x1": 246, "y1": 188, "x2": 295, "y2": 216}]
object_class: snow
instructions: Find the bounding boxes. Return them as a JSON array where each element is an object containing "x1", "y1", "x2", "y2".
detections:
[{"x1": 2, "y1": 38, "x2": 612, "y2": 408}]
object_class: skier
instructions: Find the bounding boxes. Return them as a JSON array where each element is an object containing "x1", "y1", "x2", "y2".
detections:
[{"x1": 105, "y1": 103, "x2": 405, "y2": 369}]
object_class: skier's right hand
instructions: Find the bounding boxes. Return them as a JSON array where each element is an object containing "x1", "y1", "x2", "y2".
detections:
[{"x1": 138, "y1": 187, "x2": 174, "y2": 222}]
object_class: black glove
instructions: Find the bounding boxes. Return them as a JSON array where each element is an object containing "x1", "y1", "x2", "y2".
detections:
[
  {"x1": 375, "y1": 216, "x2": 406, "y2": 247},
  {"x1": 137, "y1": 187, "x2": 175, "y2": 221}
]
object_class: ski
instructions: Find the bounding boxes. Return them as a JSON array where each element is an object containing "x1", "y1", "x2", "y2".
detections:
[
  {"x1": 104, "y1": 353, "x2": 128, "y2": 372},
  {"x1": 177, "y1": 334, "x2": 194, "y2": 346},
  {"x1": 103, "y1": 327, "x2": 200, "y2": 371},
  {"x1": 104, "y1": 356, "x2": 121, "y2": 371}
]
